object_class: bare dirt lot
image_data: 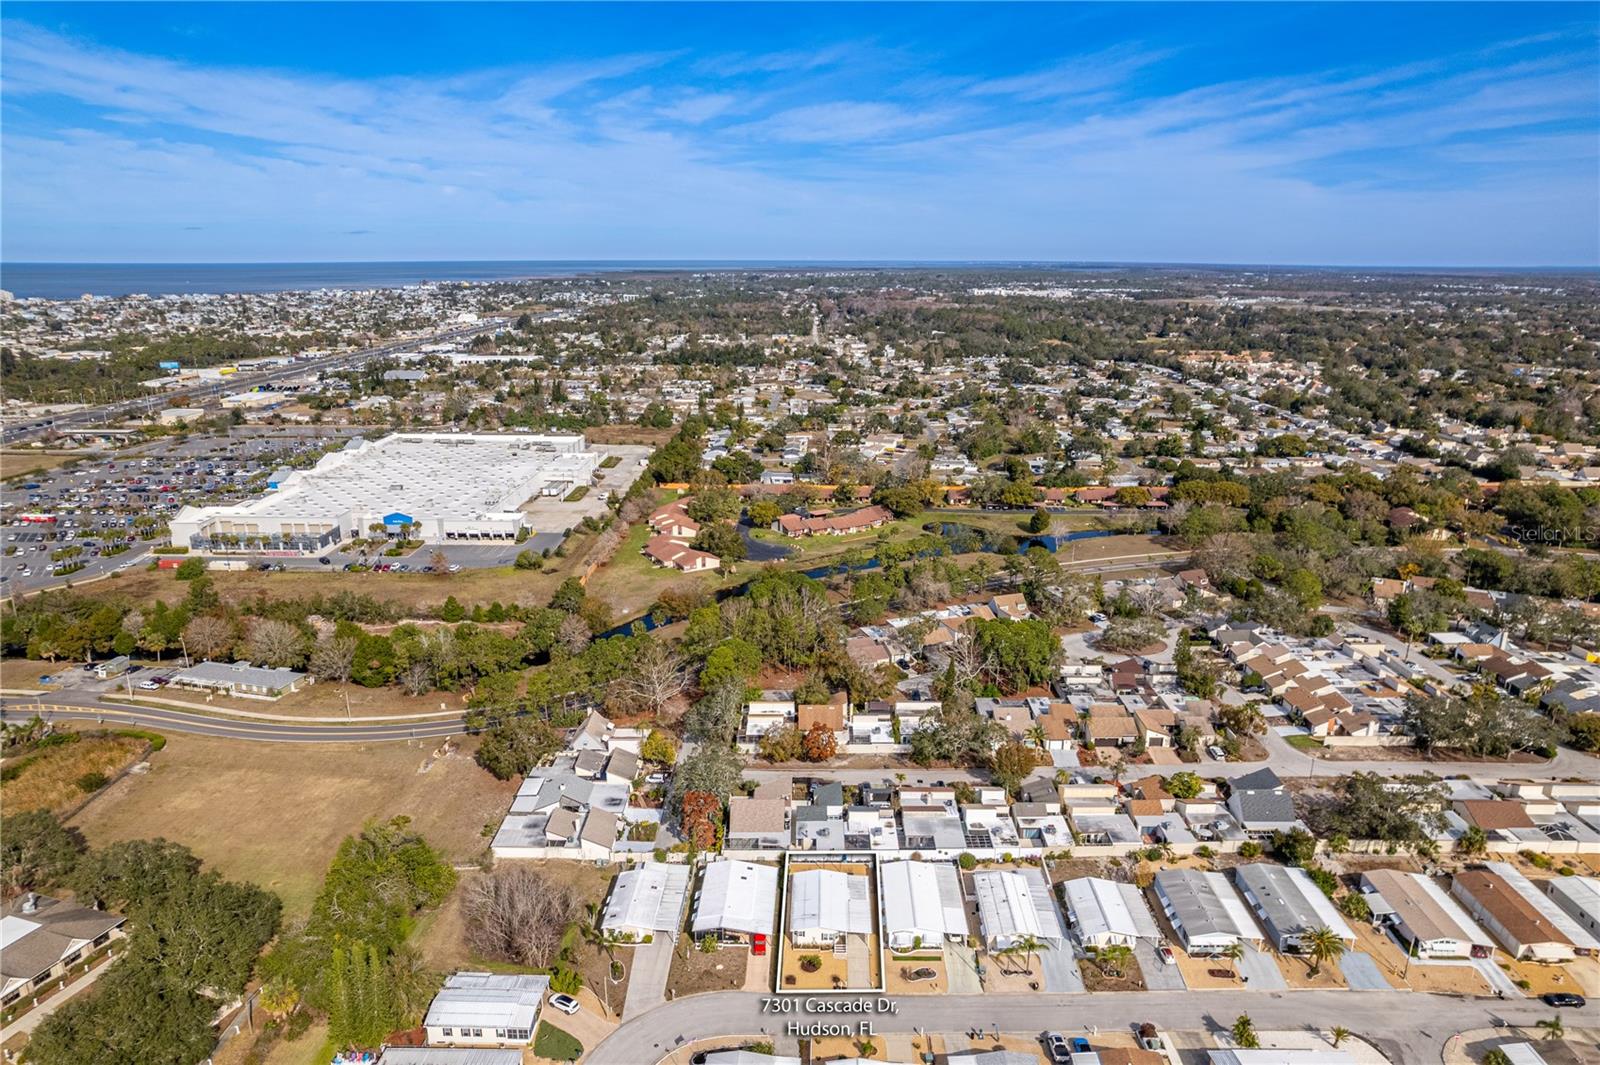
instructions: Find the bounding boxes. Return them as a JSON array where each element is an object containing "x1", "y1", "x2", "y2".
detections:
[{"x1": 68, "y1": 730, "x2": 515, "y2": 918}]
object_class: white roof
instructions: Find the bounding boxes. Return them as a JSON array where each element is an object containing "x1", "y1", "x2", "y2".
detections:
[
  {"x1": 972, "y1": 867, "x2": 1067, "y2": 942},
  {"x1": 692, "y1": 860, "x2": 779, "y2": 937},
  {"x1": 602, "y1": 864, "x2": 690, "y2": 933},
  {"x1": 1487, "y1": 862, "x2": 1600, "y2": 951},
  {"x1": 1546, "y1": 874, "x2": 1600, "y2": 925},
  {"x1": 879, "y1": 860, "x2": 966, "y2": 942},
  {"x1": 788, "y1": 868, "x2": 871, "y2": 936},
  {"x1": 423, "y1": 972, "x2": 548, "y2": 1030},
  {"x1": 1062, "y1": 877, "x2": 1161, "y2": 942},
  {"x1": 0, "y1": 915, "x2": 39, "y2": 950},
  {"x1": 1155, "y1": 869, "x2": 1260, "y2": 942}
]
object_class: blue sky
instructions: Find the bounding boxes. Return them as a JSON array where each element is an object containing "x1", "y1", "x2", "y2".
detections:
[{"x1": 2, "y1": 3, "x2": 1596, "y2": 266}]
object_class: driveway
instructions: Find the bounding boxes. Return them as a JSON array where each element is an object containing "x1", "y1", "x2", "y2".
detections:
[
  {"x1": 1237, "y1": 945, "x2": 1288, "y2": 990},
  {"x1": 945, "y1": 942, "x2": 984, "y2": 995},
  {"x1": 1135, "y1": 941, "x2": 1187, "y2": 990},
  {"x1": 622, "y1": 936, "x2": 675, "y2": 1018},
  {"x1": 1040, "y1": 940, "x2": 1085, "y2": 993},
  {"x1": 1341, "y1": 951, "x2": 1392, "y2": 991}
]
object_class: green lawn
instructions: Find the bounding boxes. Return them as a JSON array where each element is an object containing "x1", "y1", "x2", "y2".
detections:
[
  {"x1": 1284, "y1": 734, "x2": 1325, "y2": 752},
  {"x1": 535, "y1": 1021, "x2": 584, "y2": 1062}
]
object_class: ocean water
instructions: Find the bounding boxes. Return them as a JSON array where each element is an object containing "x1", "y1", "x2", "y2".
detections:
[{"x1": 0, "y1": 259, "x2": 981, "y2": 300}]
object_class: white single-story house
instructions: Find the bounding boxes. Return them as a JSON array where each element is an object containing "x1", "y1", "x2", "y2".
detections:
[
  {"x1": 601, "y1": 864, "x2": 691, "y2": 941},
  {"x1": 1061, "y1": 876, "x2": 1163, "y2": 950},
  {"x1": 971, "y1": 867, "x2": 1068, "y2": 951},
  {"x1": 423, "y1": 971, "x2": 549, "y2": 1048},
  {"x1": 692, "y1": 860, "x2": 779, "y2": 944},
  {"x1": 879, "y1": 860, "x2": 967, "y2": 951},
  {"x1": 787, "y1": 868, "x2": 872, "y2": 947}
]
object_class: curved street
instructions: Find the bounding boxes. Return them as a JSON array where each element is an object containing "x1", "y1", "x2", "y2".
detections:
[{"x1": 586, "y1": 988, "x2": 1598, "y2": 1065}]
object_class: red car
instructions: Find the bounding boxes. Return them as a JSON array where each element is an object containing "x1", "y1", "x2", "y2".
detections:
[{"x1": 751, "y1": 934, "x2": 767, "y2": 956}]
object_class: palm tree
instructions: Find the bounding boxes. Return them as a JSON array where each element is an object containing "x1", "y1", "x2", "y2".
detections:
[
  {"x1": 1328, "y1": 1026, "x2": 1350, "y2": 1049},
  {"x1": 1231, "y1": 1013, "x2": 1259, "y2": 1049},
  {"x1": 1094, "y1": 943, "x2": 1133, "y2": 977},
  {"x1": 1304, "y1": 926, "x2": 1346, "y2": 977},
  {"x1": 1538, "y1": 1014, "x2": 1565, "y2": 1041},
  {"x1": 1001, "y1": 934, "x2": 1049, "y2": 975},
  {"x1": 1224, "y1": 941, "x2": 1245, "y2": 978},
  {"x1": 1026, "y1": 723, "x2": 1048, "y2": 753}
]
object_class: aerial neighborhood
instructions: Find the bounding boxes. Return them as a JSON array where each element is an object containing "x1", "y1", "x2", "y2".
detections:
[{"x1": 2, "y1": 267, "x2": 1599, "y2": 1065}]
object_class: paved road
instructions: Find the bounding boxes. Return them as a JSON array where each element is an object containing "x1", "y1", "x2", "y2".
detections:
[
  {"x1": 2, "y1": 322, "x2": 503, "y2": 446},
  {"x1": 0, "y1": 697, "x2": 469, "y2": 743},
  {"x1": 586, "y1": 988, "x2": 1599, "y2": 1065}
]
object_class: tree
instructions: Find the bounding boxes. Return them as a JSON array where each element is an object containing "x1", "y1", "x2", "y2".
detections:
[
  {"x1": 700, "y1": 638, "x2": 761, "y2": 690},
  {"x1": 989, "y1": 738, "x2": 1040, "y2": 796},
  {"x1": 68, "y1": 838, "x2": 201, "y2": 910},
  {"x1": 1, "y1": 809, "x2": 84, "y2": 896},
  {"x1": 27, "y1": 967, "x2": 218, "y2": 1065},
  {"x1": 1231, "y1": 1013, "x2": 1259, "y2": 1049},
  {"x1": 747, "y1": 499, "x2": 782, "y2": 528},
  {"x1": 475, "y1": 717, "x2": 561, "y2": 780},
  {"x1": 681, "y1": 790, "x2": 723, "y2": 850},
  {"x1": 669, "y1": 745, "x2": 743, "y2": 814},
  {"x1": 1273, "y1": 827, "x2": 1318, "y2": 866},
  {"x1": 693, "y1": 522, "x2": 748, "y2": 562},
  {"x1": 802, "y1": 721, "x2": 839, "y2": 762},
  {"x1": 758, "y1": 723, "x2": 803, "y2": 763},
  {"x1": 1163, "y1": 771, "x2": 1202, "y2": 800},
  {"x1": 1457, "y1": 825, "x2": 1488, "y2": 856},
  {"x1": 1217, "y1": 702, "x2": 1266, "y2": 737},
  {"x1": 639, "y1": 729, "x2": 678, "y2": 766},
  {"x1": 1329, "y1": 1026, "x2": 1350, "y2": 1049},
  {"x1": 1000, "y1": 933, "x2": 1050, "y2": 974},
  {"x1": 1027, "y1": 507, "x2": 1051, "y2": 534},
  {"x1": 1311, "y1": 772, "x2": 1446, "y2": 849},
  {"x1": 971, "y1": 618, "x2": 1060, "y2": 691},
  {"x1": 1404, "y1": 686, "x2": 1559, "y2": 758},
  {"x1": 309, "y1": 635, "x2": 358, "y2": 683},
  {"x1": 556, "y1": 613, "x2": 591, "y2": 656},
  {"x1": 613, "y1": 641, "x2": 686, "y2": 714},
  {"x1": 247, "y1": 619, "x2": 307, "y2": 669},
  {"x1": 174, "y1": 556, "x2": 205, "y2": 580},
  {"x1": 429, "y1": 549, "x2": 450, "y2": 574},
  {"x1": 683, "y1": 681, "x2": 744, "y2": 746},
  {"x1": 1537, "y1": 1014, "x2": 1564, "y2": 1041},
  {"x1": 1568, "y1": 714, "x2": 1600, "y2": 752},
  {"x1": 1304, "y1": 925, "x2": 1346, "y2": 976},
  {"x1": 462, "y1": 865, "x2": 580, "y2": 968},
  {"x1": 181, "y1": 614, "x2": 233, "y2": 661}
]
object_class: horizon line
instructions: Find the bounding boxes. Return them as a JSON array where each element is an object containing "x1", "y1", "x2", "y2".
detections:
[{"x1": 4, "y1": 258, "x2": 1598, "y2": 274}]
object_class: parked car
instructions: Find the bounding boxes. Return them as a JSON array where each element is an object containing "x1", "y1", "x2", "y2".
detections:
[
  {"x1": 751, "y1": 933, "x2": 767, "y2": 957},
  {"x1": 138, "y1": 680, "x2": 161, "y2": 691},
  {"x1": 548, "y1": 993, "x2": 581, "y2": 1015},
  {"x1": 1543, "y1": 992, "x2": 1586, "y2": 1008},
  {"x1": 1207, "y1": 745, "x2": 1226, "y2": 760},
  {"x1": 1157, "y1": 945, "x2": 1176, "y2": 965},
  {"x1": 1070, "y1": 1036, "x2": 1091, "y2": 1053},
  {"x1": 1042, "y1": 1033, "x2": 1071, "y2": 1064}
]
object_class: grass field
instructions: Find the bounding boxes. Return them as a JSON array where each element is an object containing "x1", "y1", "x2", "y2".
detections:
[
  {"x1": 1, "y1": 450, "x2": 90, "y2": 479},
  {"x1": 82, "y1": 530, "x2": 601, "y2": 615},
  {"x1": 535, "y1": 1021, "x2": 584, "y2": 1061},
  {"x1": 2, "y1": 733, "x2": 149, "y2": 814},
  {"x1": 67, "y1": 729, "x2": 517, "y2": 918},
  {"x1": 583, "y1": 521, "x2": 739, "y2": 617}
]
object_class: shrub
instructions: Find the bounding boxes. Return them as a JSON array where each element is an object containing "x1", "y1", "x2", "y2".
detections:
[
  {"x1": 1238, "y1": 841, "x2": 1263, "y2": 859},
  {"x1": 548, "y1": 966, "x2": 582, "y2": 994},
  {"x1": 799, "y1": 954, "x2": 822, "y2": 973},
  {"x1": 75, "y1": 772, "x2": 110, "y2": 794},
  {"x1": 957, "y1": 852, "x2": 977, "y2": 870}
]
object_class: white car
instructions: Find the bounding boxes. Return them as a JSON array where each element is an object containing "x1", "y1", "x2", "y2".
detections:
[
  {"x1": 138, "y1": 680, "x2": 161, "y2": 691},
  {"x1": 547, "y1": 993, "x2": 580, "y2": 1015}
]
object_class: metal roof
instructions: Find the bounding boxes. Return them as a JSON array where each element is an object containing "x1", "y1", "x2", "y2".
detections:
[
  {"x1": 692, "y1": 860, "x2": 779, "y2": 937},
  {"x1": 601, "y1": 864, "x2": 690, "y2": 934}
]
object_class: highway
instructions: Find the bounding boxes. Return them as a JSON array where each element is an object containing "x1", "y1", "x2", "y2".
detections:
[
  {"x1": 1, "y1": 319, "x2": 505, "y2": 446},
  {"x1": 587, "y1": 988, "x2": 1598, "y2": 1065}
]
